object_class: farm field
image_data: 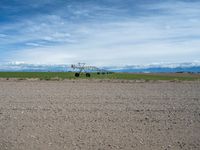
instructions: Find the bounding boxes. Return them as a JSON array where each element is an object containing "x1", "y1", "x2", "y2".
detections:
[
  {"x1": 0, "y1": 79, "x2": 200, "y2": 149},
  {"x1": 0, "y1": 72, "x2": 200, "y2": 81}
]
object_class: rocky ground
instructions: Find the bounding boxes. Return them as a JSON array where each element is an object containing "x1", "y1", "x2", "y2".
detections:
[{"x1": 0, "y1": 79, "x2": 200, "y2": 150}]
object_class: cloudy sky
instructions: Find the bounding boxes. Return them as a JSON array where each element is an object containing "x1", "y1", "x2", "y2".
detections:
[{"x1": 0, "y1": 0, "x2": 200, "y2": 66}]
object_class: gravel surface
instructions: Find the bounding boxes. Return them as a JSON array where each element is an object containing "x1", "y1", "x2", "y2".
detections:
[{"x1": 0, "y1": 80, "x2": 200, "y2": 150}]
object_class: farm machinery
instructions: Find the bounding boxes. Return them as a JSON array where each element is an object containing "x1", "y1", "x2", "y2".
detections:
[{"x1": 71, "y1": 63, "x2": 111, "y2": 77}]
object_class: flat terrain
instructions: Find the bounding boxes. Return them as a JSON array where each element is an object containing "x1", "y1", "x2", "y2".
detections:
[
  {"x1": 0, "y1": 72, "x2": 200, "y2": 81},
  {"x1": 0, "y1": 80, "x2": 200, "y2": 150}
]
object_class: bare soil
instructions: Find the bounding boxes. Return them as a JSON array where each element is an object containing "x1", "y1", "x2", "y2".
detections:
[{"x1": 0, "y1": 80, "x2": 200, "y2": 150}]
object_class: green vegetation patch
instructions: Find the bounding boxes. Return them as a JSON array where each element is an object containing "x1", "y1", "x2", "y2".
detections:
[{"x1": 0, "y1": 72, "x2": 199, "y2": 81}]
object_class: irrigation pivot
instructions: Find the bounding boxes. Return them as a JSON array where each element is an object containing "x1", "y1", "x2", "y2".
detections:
[{"x1": 71, "y1": 63, "x2": 110, "y2": 77}]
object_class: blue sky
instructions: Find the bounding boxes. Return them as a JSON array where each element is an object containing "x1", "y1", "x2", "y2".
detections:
[{"x1": 0, "y1": 0, "x2": 200, "y2": 66}]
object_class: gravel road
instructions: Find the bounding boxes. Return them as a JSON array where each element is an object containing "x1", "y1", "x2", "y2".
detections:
[{"x1": 0, "y1": 80, "x2": 200, "y2": 150}]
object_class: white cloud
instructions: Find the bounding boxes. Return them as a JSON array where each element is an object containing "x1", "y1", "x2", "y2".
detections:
[
  {"x1": 10, "y1": 47, "x2": 77, "y2": 64},
  {"x1": 25, "y1": 42, "x2": 42, "y2": 47},
  {"x1": 1, "y1": 0, "x2": 200, "y2": 66},
  {"x1": 0, "y1": 34, "x2": 8, "y2": 38}
]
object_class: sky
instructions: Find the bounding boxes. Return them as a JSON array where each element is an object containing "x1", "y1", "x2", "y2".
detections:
[{"x1": 0, "y1": 0, "x2": 200, "y2": 66}]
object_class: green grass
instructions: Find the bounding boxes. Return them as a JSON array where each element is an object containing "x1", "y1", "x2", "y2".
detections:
[{"x1": 0, "y1": 72, "x2": 199, "y2": 81}]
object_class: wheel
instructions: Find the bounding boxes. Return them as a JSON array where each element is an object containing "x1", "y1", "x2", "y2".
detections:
[
  {"x1": 75, "y1": 73, "x2": 80, "y2": 77},
  {"x1": 97, "y1": 72, "x2": 100, "y2": 75},
  {"x1": 86, "y1": 73, "x2": 91, "y2": 77}
]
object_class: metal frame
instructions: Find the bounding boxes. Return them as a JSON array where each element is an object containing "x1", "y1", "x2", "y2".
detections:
[{"x1": 71, "y1": 63, "x2": 110, "y2": 77}]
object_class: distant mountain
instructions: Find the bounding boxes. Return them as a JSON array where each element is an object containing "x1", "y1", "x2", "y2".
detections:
[
  {"x1": 106, "y1": 66, "x2": 200, "y2": 73},
  {"x1": 0, "y1": 62, "x2": 200, "y2": 73},
  {"x1": 0, "y1": 63, "x2": 70, "y2": 72},
  {"x1": 103, "y1": 62, "x2": 200, "y2": 73}
]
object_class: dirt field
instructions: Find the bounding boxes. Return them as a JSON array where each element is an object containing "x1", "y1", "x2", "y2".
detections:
[{"x1": 0, "y1": 79, "x2": 200, "y2": 150}]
